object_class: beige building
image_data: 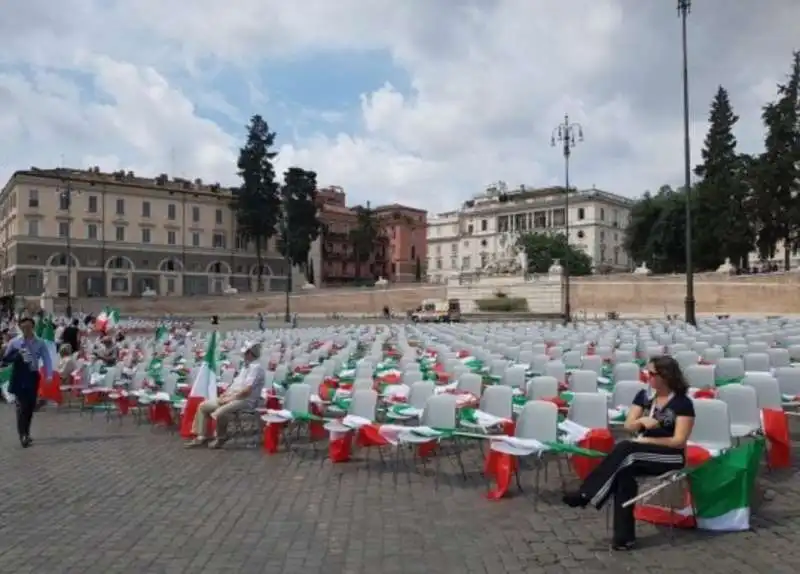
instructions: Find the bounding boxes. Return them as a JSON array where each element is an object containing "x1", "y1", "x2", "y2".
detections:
[{"x1": 0, "y1": 167, "x2": 299, "y2": 301}]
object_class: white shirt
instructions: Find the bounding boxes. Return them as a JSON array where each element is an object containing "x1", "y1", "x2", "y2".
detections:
[{"x1": 226, "y1": 361, "x2": 266, "y2": 407}]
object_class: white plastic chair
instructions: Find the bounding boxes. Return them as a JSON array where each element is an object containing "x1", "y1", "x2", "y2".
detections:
[
  {"x1": 717, "y1": 385, "x2": 761, "y2": 439},
  {"x1": 690, "y1": 398, "x2": 732, "y2": 452}
]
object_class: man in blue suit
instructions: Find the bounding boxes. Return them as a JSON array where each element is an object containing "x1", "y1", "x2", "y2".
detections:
[{"x1": 2, "y1": 316, "x2": 53, "y2": 447}]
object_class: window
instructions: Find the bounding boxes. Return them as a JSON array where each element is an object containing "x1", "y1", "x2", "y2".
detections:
[
  {"x1": 467, "y1": 224, "x2": 474, "y2": 235},
  {"x1": 142, "y1": 201, "x2": 151, "y2": 218},
  {"x1": 461, "y1": 256, "x2": 471, "y2": 269},
  {"x1": 27, "y1": 220, "x2": 39, "y2": 237},
  {"x1": 87, "y1": 224, "x2": 98, "y2": 240},
  {"x1": 533, "y1": 211, "x2": 547, "y2": 228},
  {"x1": 167, "y1": 231, "x2": 176, "y2": 245},
  {"x1": 57, "y1": 274, "x2": 68, "y2": 291},
  {"x1": 436, "y1": 258, "x2": 442, "y2": 269},
  {"x1": 215, "y1": 209, "x2": 223, "y2": 225},
  {"x1": 59, "y1": 193, "x2": 70, "y2": 211},
  {"x1": 212, "y1": 233, "x2": 226, "y2": 248},
  {"x1": 28, "y1": 189, "x2": 39, "y2": 208},
  {"x1": 116, "y1": 198, "x2": 125, "y2": 215},
  {"x1": 163, "y1": 259, "x2": 177, "y2": 272},
  {"x1": 192, "y1": 232, "x2": 200, "y2": 247},
  {"x1": 513, "y1": 213, "x2": 527, "y2": 231},
  {"x1": 141, "y1": 228, "x2": 151, "y2": 243},
  {"x1": 481, "y1": 239, "x2": 488, "y2": 247},
  {"x1": 450, "y1": 256, "x2": 457, "y2": 269},
  {"x1": 108, "y1": 256, "x2": 130, "y2": 269},
  {"x1": 167, "y1": 203, "x2": 176, "y2": 220},
  {"x1": 110, "y1": 277, "x2": 128, "y2": 292},
  {"x1": 577, "y1": 230, "x2": 585, "y2": 239},
  {"x1": 235, "y1": 235, "x2": 247, "y2": 250},
  {"x1": 435, "y1": 245, "x2": 441, "y2": 255},
  {"x1": 410, "y1": 245, "x2": 416, "y2": 259},
  {"x1": 481, "y1": 219, "x2": 488, "y2": 232},
  {"x1": 480, "y1": 253, "x2": 488, "y2": 268},
  {"x1": 192, "y1": 206, "x2": 200, "y2": 222},
  {"x1": 577, "y1": 208, "x2": 585, "y2": 220},
  {"x1": 166, "y1": 278, "x2": 175, "y2": 294},
  {"x1": 88, "y1": 195, "x2": 98, "y2": 213},
  {"x1": 450, "y1": 243, "x2": 458, "y2": 254},
  {"x1": 58, "y1": 221, "x2": 70, "y2": 238},
  {"x1": 552, "y1": 208, "x2": 566, "y2": 227},
  {"x1": 497, "y1": 215, "x2": 510, "y2": 233},
  {"x1": 26, "y1": 274, "x2": 38, "y2": 292},
  {"x1": 599, "y1": 208, "x2": 605, "y2": 221},
  {"x1": 115, "y1": 226, "x2": 125, "y2": 241}
]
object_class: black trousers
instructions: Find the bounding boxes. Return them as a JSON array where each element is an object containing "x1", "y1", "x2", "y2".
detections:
[
  {"x1": 579, "y1": 440, "x2": 685, "y2": 542},
  {"x1": 14, "y1": 378, "x2": 40, "y2": 438}
]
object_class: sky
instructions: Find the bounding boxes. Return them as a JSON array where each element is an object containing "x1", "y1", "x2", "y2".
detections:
[{"x1": 0, "y1": 0, "x2": 797, "y2": 215}]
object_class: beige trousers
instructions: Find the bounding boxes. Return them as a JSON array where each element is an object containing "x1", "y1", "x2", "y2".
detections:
[{"x1": 191, "y1": 399, "x2": 249, "y2": 439}]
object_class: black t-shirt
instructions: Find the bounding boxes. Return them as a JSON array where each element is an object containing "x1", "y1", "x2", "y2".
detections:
[
  {"x1": 61, "y1": 326, "x2": 79, "y2": 351},
  {"x1": 632, "y1": 390, "x2": 695, "y2": 439}
]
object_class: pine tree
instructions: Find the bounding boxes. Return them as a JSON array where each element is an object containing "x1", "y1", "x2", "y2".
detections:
[
  {"x1": 693, "y1": 86, "x2": 752, "y2": 270},
  {"x1": 233, "y1": 115, "x2": 281, "y2": 291}
]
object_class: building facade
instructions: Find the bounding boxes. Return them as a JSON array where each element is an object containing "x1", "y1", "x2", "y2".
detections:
[
  {"x1": 426, "y1": 184, "x2": 633, "y2": 283},
  {"x1": 315, "y1": 188, "x2": 426, "y2": 285},
  {"x1": 0, "y1": 167, "x2": 299, "y2": 300}
]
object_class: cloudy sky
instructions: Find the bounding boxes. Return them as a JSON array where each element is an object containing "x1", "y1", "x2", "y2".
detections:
[{"x1": 0, "y1": 0, "x2": 797, "y2": 213}]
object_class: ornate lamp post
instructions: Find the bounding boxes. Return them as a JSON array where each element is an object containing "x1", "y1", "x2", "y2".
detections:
[
  {"x1": 678, "y1": 0, "x2": 696, "y2": 325},
  {"x1": 58, "y1": 177, "x2": 74, "y2": 318},
  {"x1": 551, "y1": 114, "x2": 583, "y2": 325}
]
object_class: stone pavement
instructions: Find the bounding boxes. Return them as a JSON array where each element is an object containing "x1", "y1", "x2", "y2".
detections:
[{"x1": 1, "y1": 407, "x2": 800, "y2": 574}]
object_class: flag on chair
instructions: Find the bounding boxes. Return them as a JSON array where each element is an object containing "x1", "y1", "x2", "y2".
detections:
[
  {"x1": 37, "y1": 316, "x2": 61, "y2": 404},
  {"x1": 179, "y1": 331, "x2": 218, "y2": 438},
  {"x1": 95, "y1": 307, "x2": 120, "y2": 334},
  {"x1": 154, "y1": 324, "x2": 169, "y2": 344}
]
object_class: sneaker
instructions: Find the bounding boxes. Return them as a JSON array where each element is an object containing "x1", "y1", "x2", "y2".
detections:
[
  {"x1": 20, "y1": 435, "x2": 31, "y2": 448},
  {"x1": 184, "y1": 437, "x2": 207, "y2": 448}
]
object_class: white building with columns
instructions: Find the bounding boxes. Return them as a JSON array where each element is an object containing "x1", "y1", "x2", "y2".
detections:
[{"x1": 426, "y1": 183, "x2": 634, "y2": 283}]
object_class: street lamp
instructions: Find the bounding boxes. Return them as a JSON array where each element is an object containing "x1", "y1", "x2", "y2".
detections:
[
  {"x1": 678, "y1": 0, "x2": 696, "y2": 325},
  {"x1": 58, "y1": 178, "x2": 74, "y2": 318},
  {"x1": 551, "y1": 114, "x2": 583, "y2": 325}
]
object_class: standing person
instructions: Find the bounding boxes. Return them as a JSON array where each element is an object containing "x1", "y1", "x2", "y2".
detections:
[
  {"x1": 561, "y1": 355, "x2": 695, "y2": 550},
  {"x1": 1, "y1": 316, "x2": 54, "y2": 447},
  {"x1": 257, "y1": 312, "x2": 265, "y2": 331},
  {"x1": 60, "y1": 318, "x2": 81, "y2": 355}
]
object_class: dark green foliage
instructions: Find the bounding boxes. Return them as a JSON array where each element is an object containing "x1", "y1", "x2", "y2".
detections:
[
  {"x1": 233, "y1": 115, "x2": 281, "y2": 291},
  {"x1": 516, "y1": 232, "x2": 593, "y2": 276},
  {"x1": 349, "y1": 205, "x2": 382, "y2": 280},
  {"x1": 279, "y1": 167, "x2": 322, "y2": 285}
]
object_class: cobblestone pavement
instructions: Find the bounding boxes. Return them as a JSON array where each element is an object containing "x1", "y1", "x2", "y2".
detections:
[{"x1": 2, "y1": 407, "x2": 800, "y2": 574}]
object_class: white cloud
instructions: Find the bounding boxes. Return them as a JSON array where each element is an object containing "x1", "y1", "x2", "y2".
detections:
[{"x1": 1, "y1": 0, "x2": 799, "y2": 213}]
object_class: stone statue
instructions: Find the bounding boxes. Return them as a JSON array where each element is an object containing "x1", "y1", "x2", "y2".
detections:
[
  {"x1": 42, "y1": 271, "x2": 52, "y2": 296},
  {"x1": 517, "y1": 249, "x2": 528, "y2": 275}
]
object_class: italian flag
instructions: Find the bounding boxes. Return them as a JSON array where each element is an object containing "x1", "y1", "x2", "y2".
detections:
[
  {"x1": 36, "y1": 316, "x2": 62, "y2": 404},
  {"x1": 96, "y1": 307, "x2": 120, "y2": 334},
  {"x1": 154, "y1": 324, "x2": 169, "y2": 344},
  {"x1": 179, "y1": 331, "x2": 218, "y2": 438},
  {"x1": 635, "y1": 438, "x2": 765, "y2": 530},
  {"x1": 558, "y1": 419, "x2": 615, "y2": 480}
]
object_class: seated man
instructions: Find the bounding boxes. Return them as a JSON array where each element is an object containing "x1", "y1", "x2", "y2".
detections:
[{"x1": 185, "y1": 341, "x2": 266, "y2": 449}]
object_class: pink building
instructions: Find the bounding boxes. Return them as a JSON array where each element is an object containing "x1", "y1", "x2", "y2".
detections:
[{"x1": 374, "y1": 204, "x2": 428, "y2": 282}]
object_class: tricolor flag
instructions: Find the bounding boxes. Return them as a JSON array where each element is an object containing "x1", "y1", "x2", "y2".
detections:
[
  {"x1": 95, "y1": 307, "x2": 120, "y2": 334},
  {"x1": 636, "y1": 438, "x2": 764, "y2": 531},
  {"x1": 36, "y1": 316, "x2": 62, "y2": 404},
  {"x1": 179, "y1": 331, "x2": 218, "y2": 439},
  {"x1": 154, "y1": 324, "x2": 169, "y2": 344}
]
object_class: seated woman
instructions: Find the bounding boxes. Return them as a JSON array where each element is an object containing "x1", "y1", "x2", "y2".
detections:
[
  {"x1": 562, "y1": 355, "x2": 695, "y2": 551},
  {"x1": 58, "y1": 344, "x2": 77, "y2": 382}
]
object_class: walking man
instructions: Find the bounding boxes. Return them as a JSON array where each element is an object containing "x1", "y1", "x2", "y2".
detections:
[{"x1": 2, "y1": 316, "x2": 54, "y2": 447}]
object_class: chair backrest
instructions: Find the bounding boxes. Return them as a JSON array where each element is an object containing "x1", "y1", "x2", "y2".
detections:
[
  {"x1": 420, "y1": 394, "x2": 457, "y2": 429},
  {"x1": 690, "y1": 398, "x2": 732, "y2": 451},
  {"x1": 529, "y1": 354, "x2": 549, "y2": 375},
  {"x1": 614, "y1": 350, "x2": 635, "y2": 364},
  {"x1": 402, "y1": 370, "x2": 423, "y2": 386},
  {"x1": 515, "y1": 400, "x2": 558, "y2": 442},
  {"x1": 457, "y1": 373, "x2": 483, "y2": 397},
  {"x1": 352, "y1": 378, "x2": 373, "y2": 391},
  {"x1": 544, "y1": 360, "x2": 566, "y2": 383},
  {"x1": 684, "y1": 364, "x2": 715, "y2": 389},
  {"x1": 743, "y1": 352, "x2": 770, "y2": 373},
  {"x1": 569, "y1": 370, "x2": 598, "y2": 393},
  {"x1": 767, "y1": 348, "x2": 790, "y2": 368},
  {"x1": 479, "y1": 385, "x2": 513, "y2": 419},
  {"x1": 567, "y1": 392, "x2": 608, "y2": 429},
  {"x1": 613, "y1": 362, "x2": 639, "y2": 383},
  {"x1": 774, "y1": 366, "x2": 800, "y2": 397},
  {"x1": 717, "y1": 384, "x2": 760, "y2": 428},
  {"x1": 562, "y1": 350, "x2": 582, "y2": 369},
  {"x1": 742, "y1": 373, "x2": 782, "y2": 409},
  {"x1": 611, "y1": 380, "x2": 647, "y2": 408},
  {"x1": 715, "y1": 357, "x2": 744, "y2": 380},
  {"x1": 284, "y1": 383, "x2": 311, "y2": 414},
  {"x1": 408, "y1": 381, "x2": 436, "y2": 409},
  {"x1": 502, "y1": 365, "x2": 526, "y2": 389},
  {"x1": 348, "y1": 389, "x2": 378, "y2": 420},
  {"x1": 526, "y1": 375, "x2": 559, "y2": 400},
  {"x1": 701, "y1": 347, "x2": 724, "y2": 365},
  {"x1": 580, "y1": 355, "x2": 603, "y2": 374}
]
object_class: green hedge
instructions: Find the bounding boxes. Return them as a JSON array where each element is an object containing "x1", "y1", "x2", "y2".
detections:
[{"x1": 475, "y1": 297, "x2": 528, "y2": 312}]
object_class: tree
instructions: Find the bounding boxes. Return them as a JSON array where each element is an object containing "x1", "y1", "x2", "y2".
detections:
[
  {"x1": 516, "y1": 232, "x2": 593, "y2": 276},
  {"x1": 623, "y1": 186, "x2": 691, "y2": 274},
  {"x1": 278, "y1": 167, "x2": 321, "y2": 290},
  {"x1": 349, "y1": 204, "x2": 381, "y2": 282},
  {"x1": 415, "y1": 256, "x2": 422, "y2": 281},
  {"x1": 693, "y1": 86, "x2": 753, "y2": 270},
  {"x1": 233, "y1": 115, "x2": 281, "y2": 291},
  {"x1": 752, "y1": 51, "x2": 800, "y2": 269}
]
